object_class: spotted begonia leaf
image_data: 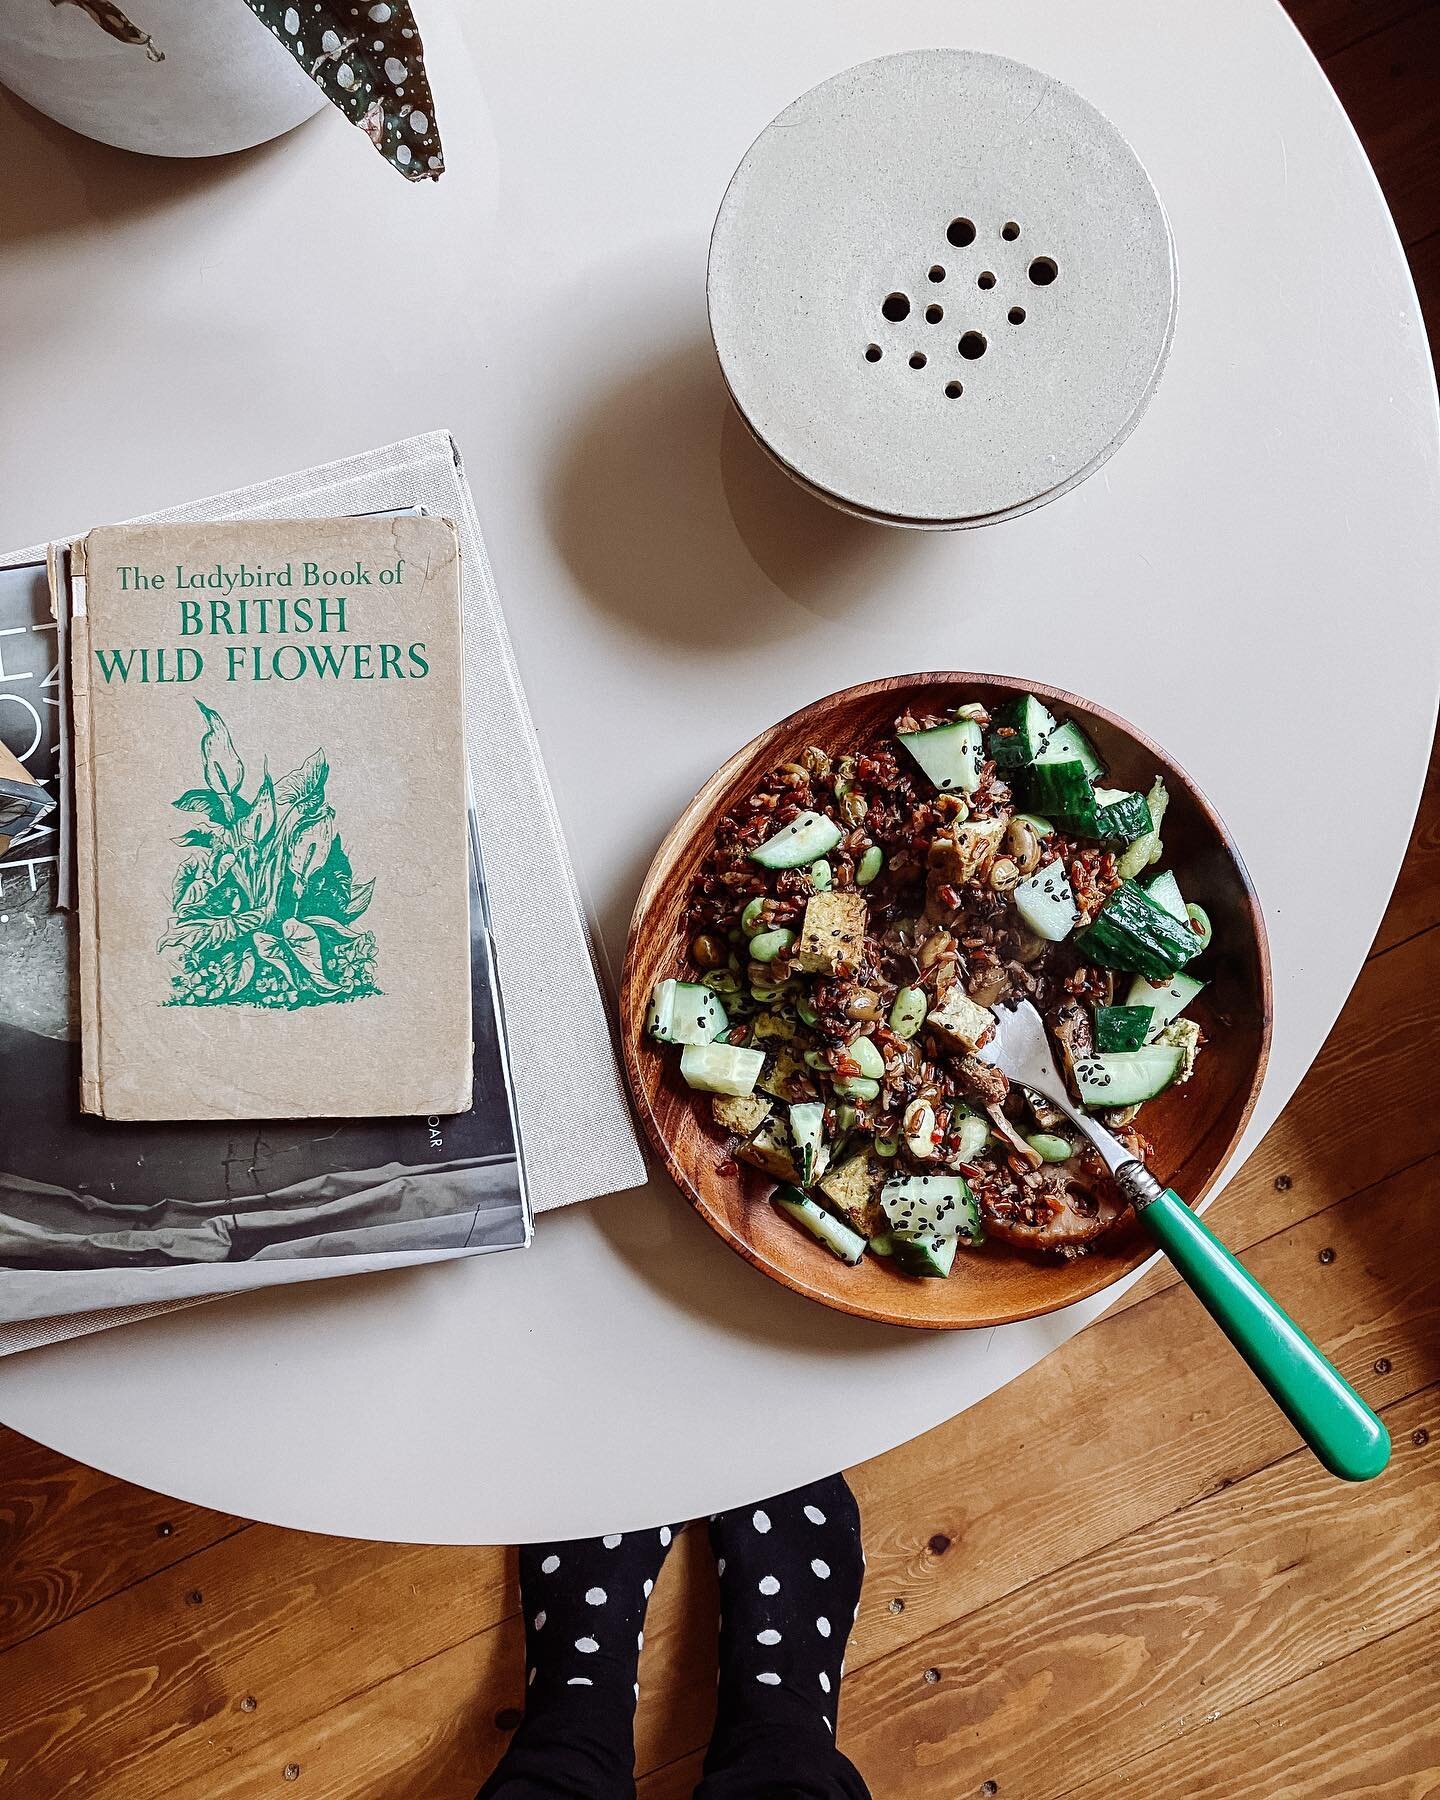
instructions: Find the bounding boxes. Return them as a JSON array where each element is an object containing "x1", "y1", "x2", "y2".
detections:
[
  {"x1": 240, "y1": 0, "x2": 444, "y2": 180},
  {"x1": 51, "y1": 0, "x2": 162, "y2": 61}
]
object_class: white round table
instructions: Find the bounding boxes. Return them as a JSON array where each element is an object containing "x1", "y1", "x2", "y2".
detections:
[{"x1": 0, "y1": 0, "x2": 1435, "y2": 1545}]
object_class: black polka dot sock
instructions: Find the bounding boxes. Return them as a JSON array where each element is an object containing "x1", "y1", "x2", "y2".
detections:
[
  {"x1": 477, "y1": 1525, "x2": 678, "y2": 1800},
  {"x1": 708, "y1": 1474, "x2": 865, "y2": 1747}
]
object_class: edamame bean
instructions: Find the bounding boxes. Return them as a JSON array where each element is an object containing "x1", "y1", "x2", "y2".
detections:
[
  {"x1": 856, "y1": 846, "x2": 883, "y2": 886},
  {"x1": 749, "y1": 927, "x2": 795, "y2": 964},
  {"x1": 833, "y1": 1075, "x2": 881, "y2": 1102},
  {"x1": 848, "y1": 1035, "x2": 885, "y2": 1080},
  {"x1": 889, "y1": 985, "x2": 928, "y2": 1039},
  {"x1": 1026, "y1": 1132, "x2": 1074, "y2": 1163}
]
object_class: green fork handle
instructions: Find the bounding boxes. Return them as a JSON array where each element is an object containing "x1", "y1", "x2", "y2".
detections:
[{"x1": 1138, "y1": 1187, "x2": 1390, "y2": 1482}]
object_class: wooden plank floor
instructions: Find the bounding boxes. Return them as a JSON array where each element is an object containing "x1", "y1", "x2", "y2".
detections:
[{"x1": 2, "y1": 5, "x2": 1438, "y2": 1795}]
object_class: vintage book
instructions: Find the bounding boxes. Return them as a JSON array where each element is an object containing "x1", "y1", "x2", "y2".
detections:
[{"x1": 69, "y1": 514, "x2": 473, "y2": 1121}]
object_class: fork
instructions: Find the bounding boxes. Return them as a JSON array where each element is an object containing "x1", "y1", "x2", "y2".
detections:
[{"x1": 978, "y1": 1000, "x2": 1390, "y2": 1482}]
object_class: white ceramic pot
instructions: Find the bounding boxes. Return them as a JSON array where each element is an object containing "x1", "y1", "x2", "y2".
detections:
[
  {"x1": 708, "y1": 51, "x2": 1177, "y2": 530},
  {"x1": 0, "y1": 0, "x2": 327, "y2": 158}
]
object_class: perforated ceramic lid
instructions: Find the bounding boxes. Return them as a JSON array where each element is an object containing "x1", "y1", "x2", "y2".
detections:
[{"x1": 707, "y1": 50, "x2": 1177, "y2": 528}]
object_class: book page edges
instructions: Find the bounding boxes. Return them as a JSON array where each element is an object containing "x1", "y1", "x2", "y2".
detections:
[{"x1": 62, "y1": 536, "x2": 105, "y2": 1116}]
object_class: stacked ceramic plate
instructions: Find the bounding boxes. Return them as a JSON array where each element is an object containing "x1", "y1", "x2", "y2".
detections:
[{"x1": 707, "y1": 50, "x2": 1178, "y2": 530}]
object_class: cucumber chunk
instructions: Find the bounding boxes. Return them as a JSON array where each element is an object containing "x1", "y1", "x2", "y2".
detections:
[
  {"x1": 889, "y1": 1231, "x2": 959, "y2": 1279},
  {"x1": 1035, "y1": 718, "x2": 1105, "y2": 781},
  {"x1": 679, "y1": 1041, "x2": 765, "y2": 1097},
  {"x1": 1013, "y1": 861, "x2": 1079, "y2": 942},
  {"x1": 787, "y1": 1102, "x2": 826, "y2": 1186},
  {"x1": 1093, "y1": 788, "x2": 1154, "y2": 843},
  {"x1": 647, "y1": 978, "x2": 730, "y2": 1045},
  {"x1": 1075, "y1": 879, "x2": 1202, "y2": 980},
  {"x1": 1142, "y1": 868, "x2": 1186, "y2": 921},
  {"x1": 1073, "y1": 1045, "x2": 1185, "y2": 1107},
  {"x1": 881, "y1": 1173, "x2": 983, "y2": 1243},
  {"x1": 898, "y1": 719, "x2": 983, "y2": 794},
  {"x1": 1116, "y1": 778, "x2": 1169, "y2": 879},
  {"x1": 750, "y1": 810, "x2": 843, "y2": 870},
  {"x1": 1024, "y1": 759, "x2": 1098, "y2": 832},
  {"x1": 1124, "y1": 971, "x2": 1206, "y2": 1041},
  {"x1": 771, "y1": 1186, "x2": 868, "y2": 1264},
  {"x1": 989, "y1": 694, "x2": 1058, "y2": 770},
  {"x1": 1093, "y1": 1003, "x2": 1153, "y2": 1052},
  {"x1": 953, "y1": 1109, "x2": 992, "y2": 1162}
]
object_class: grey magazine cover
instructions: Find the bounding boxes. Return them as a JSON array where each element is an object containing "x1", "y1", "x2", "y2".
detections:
[{"x1": 0, "y1": 553, "x2": 531, "y2": 1335}]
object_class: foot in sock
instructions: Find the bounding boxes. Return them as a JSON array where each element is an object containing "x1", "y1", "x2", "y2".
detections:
[
  {"x1": 477, "y1": 1524, "x2": 678, "y2": 1799},
  {"x1": 522, "y1": 1523, "x2": 677, "y2": 1708},
  {"x1": 709, "y1": 1473, "x2": 864, "y2": 1740}
]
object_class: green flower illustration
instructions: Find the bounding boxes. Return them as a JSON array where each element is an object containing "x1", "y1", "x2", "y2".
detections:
[{"x1": 159, "y1": 700, "x2": 380, "y2": 1010}]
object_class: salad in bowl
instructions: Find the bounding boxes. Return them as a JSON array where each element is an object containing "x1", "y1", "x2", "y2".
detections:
[{"x1": 642, "y1": 690, "x2": 1216, "y2": 1282}]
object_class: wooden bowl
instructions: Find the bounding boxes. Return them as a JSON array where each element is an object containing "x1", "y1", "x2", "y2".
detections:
[{"x1": 621, "y1": 674, "x2": 1272, "y2": 1330}]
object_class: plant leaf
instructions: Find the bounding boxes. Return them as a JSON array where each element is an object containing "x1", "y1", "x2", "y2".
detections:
[
  {"x1": 288, "y1": 812, "x2": 335, "y2": 884},
  {"x1": 192, "y1": 917, "x2": 240, "y2": 949},
  {"x1": 301, "y1": 913, "x2": 361, "y2": 940},
  {"x1": 195, "y1": 699, "x2": 244, "y2": 798},
  {"x1": 227, "y1": 949, "x2": 257, "y2": 996},
  {"x1": 175, "y1": 826, "x2": 224, "y2": 848},
  {"x1": 247, "y1": 769, "x2": 277, "y2": 848},
  {"x1": 275, "y1": 749, "x2": 328, "y2": 815},
  {"x1": 344, "y1": 876, "x2": 375, "y2": 921},
  {"x1": 281, "y1": 917, "x2": 340, "y2": 991},
  {"x1": 173, "y1": 787, "x2": 230, "y2": 821},
  {"x1": 171, "y1": 855, "x2": 207, "y2": 910},
  {"x1": 252, "y1": 929, "x2": 291, "y2": 975}
]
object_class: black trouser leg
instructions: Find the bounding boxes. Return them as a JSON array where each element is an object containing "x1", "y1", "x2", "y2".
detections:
[{"x1": 695, "y1": 1710, "x2": 872, "y2": 1799}]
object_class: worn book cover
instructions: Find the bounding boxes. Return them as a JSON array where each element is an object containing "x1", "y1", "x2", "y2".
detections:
[{"x1": 69, "y1": 515, "x2": 473, "y2": 1121}]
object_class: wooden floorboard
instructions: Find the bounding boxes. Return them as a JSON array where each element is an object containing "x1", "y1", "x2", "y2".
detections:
[
  {"x1": 1059, "y1": 1611, "x2": 1440, "y2": 1800},
  {"x1": 1, "y1": 4, "x2": 1437, "y2": 1797}
]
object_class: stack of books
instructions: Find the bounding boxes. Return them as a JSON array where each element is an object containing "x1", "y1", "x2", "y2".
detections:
[{"x1": 0, "y1": 434, "x2": 645, "y2": 1355}]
